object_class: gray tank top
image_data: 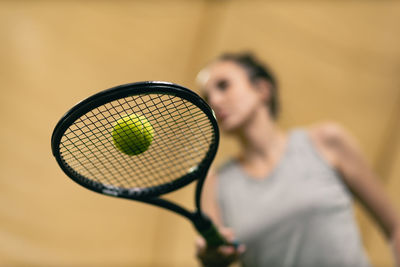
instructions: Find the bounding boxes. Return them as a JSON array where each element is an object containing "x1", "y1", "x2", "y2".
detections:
[{"x1": 217, "y1": 129, "x2": 371, "y2": 267}]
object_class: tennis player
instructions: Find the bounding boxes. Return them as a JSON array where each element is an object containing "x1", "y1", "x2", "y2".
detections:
[{"x1": 195, "y1": 52, "x2": 400, "y2": 267}]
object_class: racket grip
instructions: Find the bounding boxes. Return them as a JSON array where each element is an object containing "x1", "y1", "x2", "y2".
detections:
[{"x1": 193, "y1": 212, "x2": 227, "y2": 247}]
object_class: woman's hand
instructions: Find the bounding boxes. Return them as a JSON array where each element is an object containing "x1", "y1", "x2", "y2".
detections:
[{"x1": 195, "y1": 228, "x2": 246, "y2": 267}]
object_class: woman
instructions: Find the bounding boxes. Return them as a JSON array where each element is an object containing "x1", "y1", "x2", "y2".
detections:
[{"x1": 195, "y1": 53, "x2": 400, "y2": 267}]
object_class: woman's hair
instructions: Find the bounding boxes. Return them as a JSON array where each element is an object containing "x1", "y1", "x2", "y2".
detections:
[{"x1": 218, "y1": 52, "x2": 280, "y2": 120}]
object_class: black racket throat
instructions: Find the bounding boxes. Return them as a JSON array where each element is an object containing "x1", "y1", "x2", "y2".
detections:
[
  {"x1": 117, "y1": 165, "x2": 210, "y2": 222},
  {"x1": 143, "y1": 197, "x2": 225, "y2": 247}
]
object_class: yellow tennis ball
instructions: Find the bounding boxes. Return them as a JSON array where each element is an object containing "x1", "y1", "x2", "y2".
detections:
[{"x1": 112, "y1": 113, "x2": 154, "y2": 155}]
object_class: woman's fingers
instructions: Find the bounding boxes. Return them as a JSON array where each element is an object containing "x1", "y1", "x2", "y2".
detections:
[{"x1": 195, "y1": 228, "x2": 246, "y2": 267}]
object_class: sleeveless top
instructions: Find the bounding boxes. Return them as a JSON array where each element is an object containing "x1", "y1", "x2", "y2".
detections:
[{"x1": 217, "y1": 129, "x2": 371, "y2": 267}]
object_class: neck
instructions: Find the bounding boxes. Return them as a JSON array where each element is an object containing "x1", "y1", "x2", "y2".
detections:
[{"x1": 234, "y1": 107, "x2": 285, "y2": 163}]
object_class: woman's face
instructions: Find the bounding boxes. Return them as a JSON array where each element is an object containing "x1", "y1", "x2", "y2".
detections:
[{"x1": 198, "y1": 60, "x2": 268, "y2": 133}]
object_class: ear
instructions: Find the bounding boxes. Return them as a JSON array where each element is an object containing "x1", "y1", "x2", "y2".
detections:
[{"x1": 254, "y1": 79, "x2": 272, "y2": 102}]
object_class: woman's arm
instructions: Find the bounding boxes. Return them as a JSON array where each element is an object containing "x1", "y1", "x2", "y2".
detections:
[
  {"x1": 196, "y1": 169, "x2": 245, "y2": 267},
  {"x1": 311, "y1": 122, "x2": 400, "y2": 265},
  {"x1": 201, "y1": 169, "x2": 224, "y2": 226}
]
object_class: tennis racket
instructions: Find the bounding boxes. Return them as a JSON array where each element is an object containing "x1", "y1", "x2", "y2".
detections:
[{"x1": 51, "y1": 81, "x2": 227, "y2": 247}]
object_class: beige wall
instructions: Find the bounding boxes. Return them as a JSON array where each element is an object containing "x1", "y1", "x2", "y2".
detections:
[{"x1": 1, "y1": 0, "x2": 399, "y2": 266}]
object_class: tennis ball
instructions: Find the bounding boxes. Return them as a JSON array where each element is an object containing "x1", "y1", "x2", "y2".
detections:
[{"x1": 112, "y1": 113, "x2": 154, "y2": 155}]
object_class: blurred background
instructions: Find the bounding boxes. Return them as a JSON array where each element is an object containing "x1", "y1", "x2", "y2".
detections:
[{"x1": 1, "y1": 0, "x2": 400, "y2": 266}]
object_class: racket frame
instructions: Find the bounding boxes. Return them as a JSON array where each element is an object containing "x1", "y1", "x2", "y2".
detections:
[{"x1": 51, "y1": 81, "x2": 225, "y2": 246}]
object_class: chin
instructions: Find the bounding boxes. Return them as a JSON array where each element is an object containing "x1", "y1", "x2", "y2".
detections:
[{"x1": 218, "y1": 119, "x2": 241, "y2": 134}]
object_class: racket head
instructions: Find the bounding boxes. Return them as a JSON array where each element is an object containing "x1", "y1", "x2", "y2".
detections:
[{"x1": 51, "y1": 81, "x2": 219, "y2": 199}]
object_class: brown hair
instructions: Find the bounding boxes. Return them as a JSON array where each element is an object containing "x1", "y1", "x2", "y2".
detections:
[{"x1": 218, "y1": 52, "x2": 280, "y2": 119}]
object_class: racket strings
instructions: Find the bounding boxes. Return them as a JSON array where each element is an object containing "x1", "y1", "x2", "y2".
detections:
[{"x1": 59, "y1": 93, "x2": 214, "y2": 191}]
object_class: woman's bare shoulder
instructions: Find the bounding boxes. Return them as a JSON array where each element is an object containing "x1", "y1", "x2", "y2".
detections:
[
  {"x1": 306, "y1": 121, "x2": 348, "y2": 139},
  {"x1": 304, "y1": 121, "x2": 352, "y2": 168}
]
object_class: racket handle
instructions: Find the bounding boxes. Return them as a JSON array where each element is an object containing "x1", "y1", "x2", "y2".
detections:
[{"x1": 193, "y1": 212, "x2": 227, "y2": 247}]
